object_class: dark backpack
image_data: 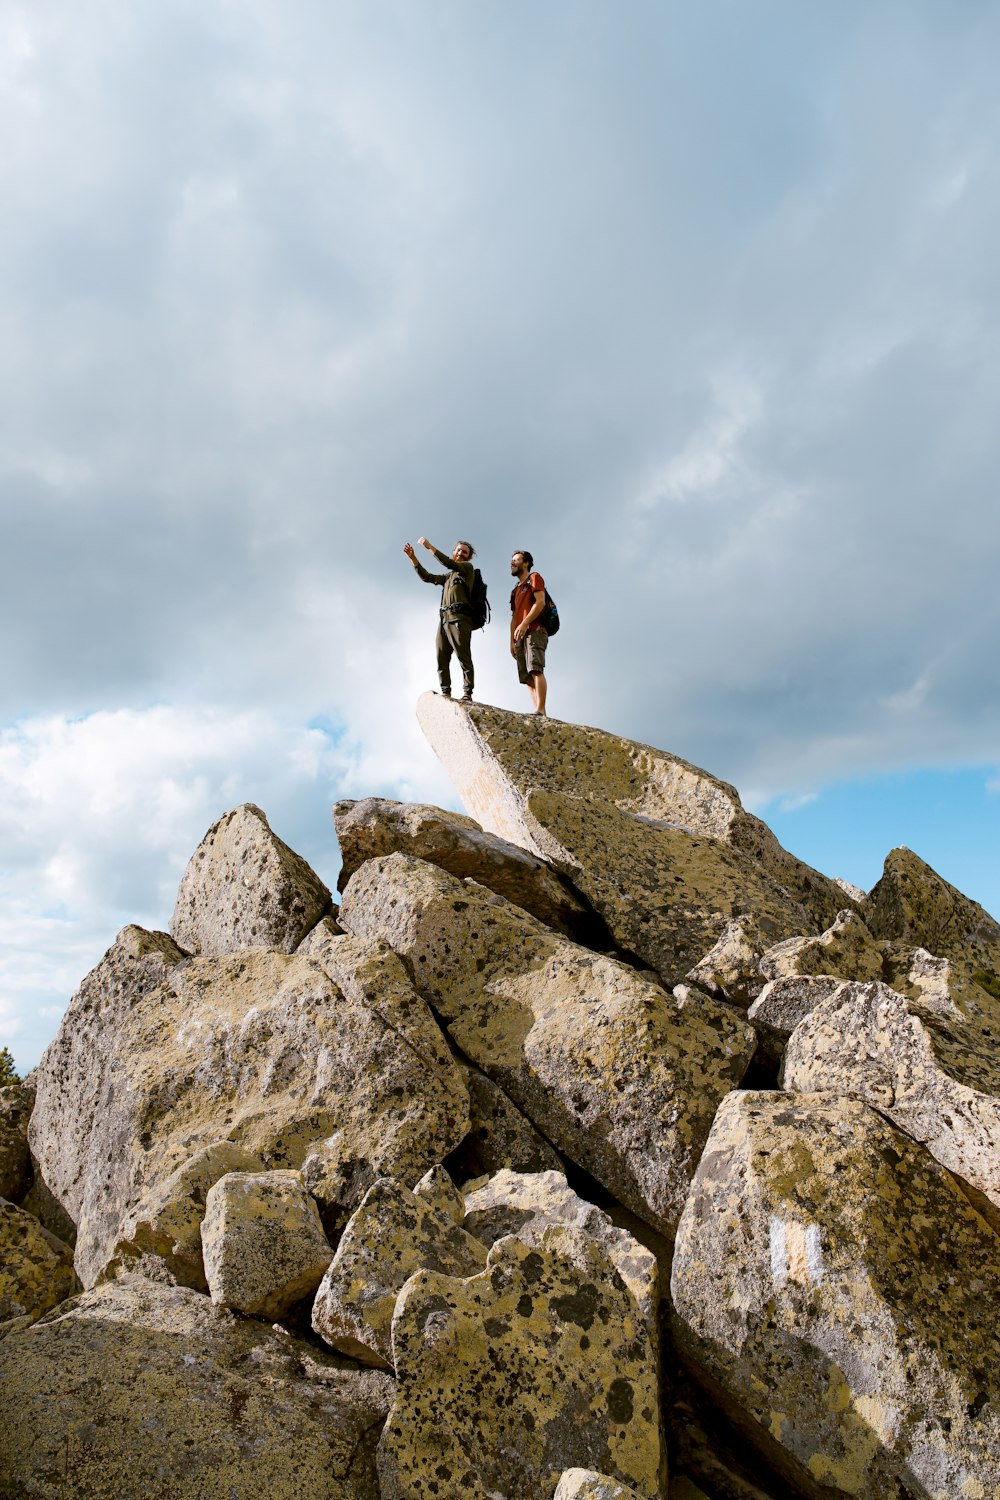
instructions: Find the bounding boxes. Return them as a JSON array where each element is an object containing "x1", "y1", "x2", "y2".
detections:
[{"x1": 467, "y1": 568, "x2": 490, "y2": 630}]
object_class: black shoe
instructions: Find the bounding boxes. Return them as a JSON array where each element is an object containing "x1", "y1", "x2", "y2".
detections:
[
  {"x1": 460, "y1": 694, "x2": 473, "y2": 704},
  {"x1": 440, "y1": 690, "x2": 451, "y2": 698}
]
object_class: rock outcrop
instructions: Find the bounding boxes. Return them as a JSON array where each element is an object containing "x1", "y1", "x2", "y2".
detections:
[{"x1": 9, "y1": 699, "x2": 1000, "y2": 1500}]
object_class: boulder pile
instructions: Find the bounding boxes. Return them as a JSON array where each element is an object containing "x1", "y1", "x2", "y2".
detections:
[{"x1": 2, "y1": 695, "x2": 999, "y2": 1500}]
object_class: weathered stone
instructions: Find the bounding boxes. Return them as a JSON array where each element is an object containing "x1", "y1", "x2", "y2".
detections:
[
  {"x1": 758, "y1": 910, "x2": 884, "y2": 986},
  {"x1": 379, "y1": 1228, "x2": 663, "y2": 1500},
  {"x1": 685, "y1": 916, "x2": 768, "y2": 1007},
  {"x1": 341, "y1": 853, "x2": 755, "y2": 1240},
  {"x1": 202, "y1": 1169, "x2": 333, "y2": 1319},
  {"x1": 671, "y1": 1091, "x2": 1000, "y2": 1500},
  {"x1": 171, "y1": 802, "x2": 331, "y2": 956},
  {"x1": 553, "y1": 1471, "x2": 647, "y2": 1500},
  {"x1": 863, "y1": 845, "x2": 1000, "y2": 991},
  {"x1": 0, "y1": 1197, "x2": 79, "y2": 1324},
  {"x1": 416, "y1": 695, "x2": 849, "y2": 982},
  {"x1": 834, "y1": 876, "x2": 867, "y2": 904},
  {"x1": 108, "y1": 1142, "x2": 266, "y2": 1290},
  {"x1": 0, "y1": 1083, "x2": 33, "y2": 1203},
  {"x1": 334, "y1": 797, "x2": 599, "y2": 943},
  {"x1": 782, "y1": 979, "x2": 1000, "y2": 1229},
  {"x1": 412, "y1": 1162, "x2": 465, "y2": 1221},
  {"x1": 745, "y1": 975, "x2": 846, "y2": 1063},
  {"x1": 665, "y1": 1374, "x2": 809, "y2": 1500},
  {"x1": 30, "y1": 926, "x2": 468, "y2": 1286},
  {"x1": 462, "y1": 1169, "x2": 658, "y2": 1344},
  {"x1": 447, "y1": 1063, "x2": 565, "y2": 1184},
  {"x1": 0, "y1": 1275, "x2": 393, "y2": 1500},
  {"x1": 312, "y1": 1177, "x2": 487, "y2": 1367}
]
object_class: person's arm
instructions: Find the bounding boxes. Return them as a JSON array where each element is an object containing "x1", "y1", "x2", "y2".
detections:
[
  {"x1": 513, "y1": 586, "x2": 546, "y2": 642},
  {"x1": 420, "y1": 537, "x2": 468, "y2": 576},
  {"x1": 404, "y1": 541, "x2": 446, "y2": 585}
]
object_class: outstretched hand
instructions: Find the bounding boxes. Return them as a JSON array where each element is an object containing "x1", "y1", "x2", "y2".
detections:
[
  {"x1": 418, "y1": 536, "x2": 433, "y2": 551},
  {"x1": 403, "y1": 542, "x2": 415, "y2": 560}
]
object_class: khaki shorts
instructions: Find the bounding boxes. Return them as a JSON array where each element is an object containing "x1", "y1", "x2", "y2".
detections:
[{"x1": 516, "y1": 629, "x2": 547, "y2": 684}]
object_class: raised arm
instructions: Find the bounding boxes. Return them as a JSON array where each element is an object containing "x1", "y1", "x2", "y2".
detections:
[{"x1": 404, "y1": 541, "x2": 446, "y2": 585}]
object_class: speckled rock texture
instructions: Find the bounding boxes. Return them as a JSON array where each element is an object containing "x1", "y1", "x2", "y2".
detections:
[
  {"x1": 0, "y1": 1083, "x2": 33, "y2": 1203},
  {"x1": 334, "y1": 797, "x2": 598, "y2": 942},
  {"x1": 671, "y1": 1090, "x2": 1000, "y2": 1500},
  {"x1": 312, "y1": 1176, "x2": 488, "y2": 1367},
  {"x1": 417, "y1": 695, "x2": 849, "y2": 982},
  {"x1": 29, "y1": 926, "x2": 468, "y2": 1287},
  {"x1": 379, "y1": 1228, "x2": 663, "y2": 1500},
  {"x1": 171, "y1": 801, "x2": 331, "y2": 956},
  {"x1": 0, "y1": 1275, "x2": 393, "y2": 1500},
  {"x1": 863, "y1": 845, "x2": 1000, "y2": 986},
  {"x1": 782, "y1": 979, "x2": 1000, "y2": 1229},
  {"x1": 108, "y1": 1141, "x2": 265, "y2": 1290},
  {"x1": 0, "y1": 1197, "x2": 79, "y2": 1324},
  {"x1": 449, "y1": 1063, "x2": 564, "y2": 1182},
  {"x1": 341, "y1": 852, "x2": 755, "y2": 1240},
  {"x1": 758, "y1": 910, "x2": 885, "y2": 985},
  {"x1": 462, "y1": 1169, "x2": 659, "y2": 1345},
  {"x1": 746, "y1": 975, "x2": 846, "y2": 1063},
  {"x1": 202, "y1": 1169, "x2": 333, "y2": 1318},
  {"x1": 685, "y1": 916, "x2": 768, "y2": 1007},
  {"x1": 553, "y1": 1470, "x2": 647, "y2": 1500}
]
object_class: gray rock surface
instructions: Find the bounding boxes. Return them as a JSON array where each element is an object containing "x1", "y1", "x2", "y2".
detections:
[
  {"x1": 341, "y1": 852, "x2": 755, "y2": 1240},
  {"x1": 0, "y1": 1083, "x2": 33, "y2": 1203},
  {"x1": 312, "y1": 1176, "x2": 487, "y2": 1368},
  {"x1": 0, "y1": 1275, "x2": 393, "y2": 1500},
  {"x1": 202, "y1": 1169, "x2": 333, "y2": 1319},
  {"x1": 448, "y1": 1063, "x2": 565, "y2": 1182},
  {"x1": 29, "y1": 926, "x2": 468, "y2": 1287},
  {"x1": 746, "y1": 975, "x2": 846, "y2": 1062},
  {"x1": 171, "y1": 802, "x2": 331, "y2": 955},
  {"x1": 379, "y1": 1228, "x2": 663, "y2": 1500},
  {"x1": 334, "y1": 797, "x2": 598, "y2": 942},
  {"x1": 782, "y1": 979, "x2": 1000, "y2": 1228},
  {"x1": 671, "y1": 1090, "x2": 1000, "y2": 1499}
]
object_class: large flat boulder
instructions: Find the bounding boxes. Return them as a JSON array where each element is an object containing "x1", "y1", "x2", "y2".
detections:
[
  {"x1": 782, "y1": 979, "x2": 1000, "y2": 1228},
  {"x1": 334, "y1": 797, "x2": 599, "y2": 942},
  {"x1": 340, "y1": 853, "x2": 755, "y2": 1241},
  {"x1": 379, "y1": 1229, "x2": 663, "y2": 1500},
  {"x1": 416, "y1": 696, "x2": 848, "y2": 983},
  {"x1": 29, "y1": 926, "x2": 469, "y2": 1287},
  {"x1": 670, "y1": 1091, "x2": 1000, "y2": 1499},
  {"x1": 171, "y1": 802, "x2": 331, "y2": 955},
  {"x1": 0, "y1": 1275, "x2": 393, "y2": 1500}
]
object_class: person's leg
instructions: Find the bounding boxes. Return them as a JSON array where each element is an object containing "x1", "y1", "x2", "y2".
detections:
[
  {"x1": 436, "y1": 622, "x2": 453, "y2": 695},
  {"x1": 532, "y1": 670, "x2": 547, "y2": 715},
  {"x1": 516, "y1": 638, "x2": 533, "y2": 708},
  {"x1": 525, "y1": 631, "x2": 548, "y2": 714},
  {"x1": 454, "y1": 619, "x2": 474, "y2": 700}
]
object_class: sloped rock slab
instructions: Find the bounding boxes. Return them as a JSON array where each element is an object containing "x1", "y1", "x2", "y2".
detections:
[
  {"x1": 313, "y1": 1176, "x2": 487, "y2": 1368},
  {"x1": 341, "y1": 853, "x2": 755, "y2": 1240},
  {"x1": 417, "y1": 695, "x2": 849, "y2": 982},
  {"x1": 171, "y1": 802, "x2": 331, "y2": 956},
  {"x1": 782, "y1": 979, "x2": 1000, "y2": 1228},
  {"x1": 379, "y1": 1229, "x2": 663, "y2": 1500},
  {"x1": 334, "y1": 797, "x2": 598, "y2": 942},
  {"x1": 448, "y1": 1063, "x2": 564, "y2": 1182},
  {"x1": 746, "y1": 976, "x2": 846, "y2": 1064},
  {"x1": 0, "y1": 1197, "x2": 79, "y2": 1324},
  {"x1": 863, "y1": 845, "x2": 1000, "y2": 986},
  {"x1": 671, "y1": 1091, "x2": 1000, "y2": 1500},
  {"x1": 0, "y1": 1275, "x2": 393, "y2": 1500},
  {"x1": 30, "y1": 927, "x2": 468, "y2": 1287},
  {"x1": 758, "y1": 910, "x2": 884, "y2": 985}
]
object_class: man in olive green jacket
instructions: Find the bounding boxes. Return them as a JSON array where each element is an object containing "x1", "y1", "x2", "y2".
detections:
[{"x1": 403, "y1": 536, "x2": 477, "y2": 702}]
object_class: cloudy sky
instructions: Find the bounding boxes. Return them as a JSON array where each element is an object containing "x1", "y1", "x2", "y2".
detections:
[{"x1": 3, "y1": 0, "x2": 999, "y2": 1072}]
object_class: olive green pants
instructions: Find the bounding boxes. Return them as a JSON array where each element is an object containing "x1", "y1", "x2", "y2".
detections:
[{"x1": 436, "y1": 616, "x2": 474, "y2": 697}]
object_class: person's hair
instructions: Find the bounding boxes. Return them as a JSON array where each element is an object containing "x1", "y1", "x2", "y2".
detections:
[
  {"x1": 514, "y1": 550, "x2": 533, "y2": 569},
  {"x1": 456, "y1": 540, "x2": 476, "y2": 558}
]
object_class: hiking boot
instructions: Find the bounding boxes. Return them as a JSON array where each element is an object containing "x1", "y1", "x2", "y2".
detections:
[
  {"x1": 440, "y1": 690, "x2": 451, "y2": 698},
  {"x1": 460, "y1": 694, "x2": 473, "y2": 704}
]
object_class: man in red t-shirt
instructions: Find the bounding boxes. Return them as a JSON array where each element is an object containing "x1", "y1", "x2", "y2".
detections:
[{"x1": 509, "y1": 549, "x2": 548, "y2": 715}]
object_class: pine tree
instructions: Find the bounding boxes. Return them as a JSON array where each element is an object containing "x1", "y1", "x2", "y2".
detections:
[{"x1": 0, "y1": 1046, "x2": 20, "y2": 1088}]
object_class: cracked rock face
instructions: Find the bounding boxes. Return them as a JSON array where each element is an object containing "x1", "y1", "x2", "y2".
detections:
[
  {"x1": 171, "y1": 802, "x2": 331, "y2": 956},
  {"x1": 334, "y1": 797, "x2": 597, "y2": 943},
  {"x1": 29, "y1": 928, "x2": 468, "y2": 1287},
  {"x1": 782, "y1": 978, "x2": 1000, "y2": 1228},
  {"x1": 378, "y1": 1229, "x2": 663, "y2": 1500},
  {"x1": 341, "y1": 852, "x2": 756, "y2": 1240},
  {"x1": 671, "y1": 1091, "x2": 1000, "y2": 1500},
  {"x1": 0, "y1": 1275, "x2": 393, "y2": 1500}
]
